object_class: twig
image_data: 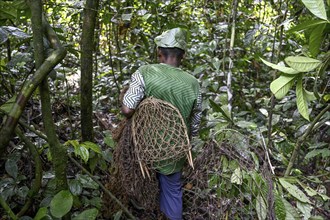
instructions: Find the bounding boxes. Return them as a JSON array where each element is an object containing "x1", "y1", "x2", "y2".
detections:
[
  {"x1": 259, "y1": 129, "x2": 275, "y2": 175},
  {"x1": 0, "y1": 195, "x2": 18, "y2": 220},
  {"x1": 68, "y1": 155, "x2": 136, "y2": 219},
  {"x1": 285, "y1": 104, "x2": 330, "y2": 176},
  {"x1": 15, "y1": 127, "x2": 43, "y2": 217}
]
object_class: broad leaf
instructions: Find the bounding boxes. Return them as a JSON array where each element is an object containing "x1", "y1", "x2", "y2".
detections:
[
  {"x1": 209, "y1": 99, "x2": 232, "y2": 122},
  {"x1": 50, "y1": 190, "x2": 73, "y2": 218},
  {"x1": 305, "y1": 148, "x2": 330, "y2": 159},
  {"x1": 69, "y1": 179, "x2": 82, "y2": 196},
  {"x1": 287, "y1": 19, "x2": 328, "y2": 33},
  {"x1": 279, "y1": 178, "x2": 310, "y2": 203},
  {"x1": 270, "y1": 75, "x2": 296, "y2": 99},
  {"x1": 230, "y1": 167, "x2": 242, "y2": 185},
  {"x1": 0, "y1": 95, "x2": 17, "y2": 114},
  {"x1": 301, "y1": 0, "x2": 328, "y2": 20},
  {"x1": 34, "y1": 207, "x2": 48, "y2": 220},
  {"x1": 5, "y1": 159, "x2": 18, "y2": 179},
  {"x1": 0, "y1": 27, "x2": 8, "y2": 44},
  {"x1": 256, "y1": 194, "x2": 267, "y2": 220},
  {"x1": 297, "y1": 181, "x2": 318, "y2": 197},
  {"x1": 261, "y1": 58, "x2": 300, "y2": 74},
  {"x1": 82, "y1": 141, "x2": 101, "y2": 154},
  {"x1": 113, "y1": 210, "x2": 123, "y2": 220},
  {"x1": 76, "y1": 146, "x2": 89, "y2": 163},
  {"x1": 282, "y1": 198, "x2": 300, "y2": 220},
  {"x1": 297, "y1": 201, "x2": 312, "y2": 220},
  {"x1": 296, "y1": 76, "x2": 310, "y2": 121},
  {"x1": 309, "y1": 24, "x2": 326, "y2": 57},
  {"x1": 236, "y1": 120, "x2": 257, "y2": 129},
  {"x1": 77, "y1": 174, "x2": 98, "y2": 189},
  {"x1": 212, "y1": 57, "x2": 221, "y2": 71},
  {"x1": 1, "y1": 26, "x2": 30, "y2": 39},
  {"x1": 285, "y1": 56, "x2": 321, "y2": 72},
  {"x1": 72, "y1": 208, "x2": 98, "y2": 220},
  {"x1": 304, "y1": 89, "x2": 317, "y2": 102},
  {"x1": 104, "y1": 131, "x2": 115, "y2": 148}
]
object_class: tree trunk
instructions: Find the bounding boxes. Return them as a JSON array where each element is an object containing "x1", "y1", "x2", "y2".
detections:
[
  {"x1": 80, "y1": 0, "x2": 99, "y2": 142},
  {"x1": 30, "y1": 0, "x2": 68, "y2": 191}
]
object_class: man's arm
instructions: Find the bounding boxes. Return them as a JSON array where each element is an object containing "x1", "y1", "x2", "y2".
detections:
[
  {"x1": 121, "y1": 70, "x2": 145, "y2": 118},
  {"x1": 190, "y1": 91, "x2": 202, "y2": 137}
]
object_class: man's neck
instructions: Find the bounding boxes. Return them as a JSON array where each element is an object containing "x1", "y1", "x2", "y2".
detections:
[{"x1": 162, "y1": 59, "x2": 180, "y2": 67}]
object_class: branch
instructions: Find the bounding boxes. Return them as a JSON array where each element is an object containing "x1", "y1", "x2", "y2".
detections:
[
  {"x1": 0, "y1": 20, "x2": 66, "y2": 155},
  {"x1": 0, "y1": 196, "x2": 18, "y2": 220},
  {"x1": 285, "y1": 104, "x2": 330, "y2": 176},
  {"x1": 15, "y1": 127, "x2": 43, "y2": 217}
]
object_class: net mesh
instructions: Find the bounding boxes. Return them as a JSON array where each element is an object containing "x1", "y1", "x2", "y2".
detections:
[{"x1": 132, "y1": 97, "x2": 192, "y2": 170}]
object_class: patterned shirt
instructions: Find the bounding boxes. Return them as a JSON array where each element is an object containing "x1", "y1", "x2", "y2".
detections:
[{"x1": 123, "y1": 70, "x2": 202, "y2": 137}]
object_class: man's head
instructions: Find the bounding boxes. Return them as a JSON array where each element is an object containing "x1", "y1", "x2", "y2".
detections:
[{"x1": 154, "y1": 28, "x2": 187, "y2": 67}]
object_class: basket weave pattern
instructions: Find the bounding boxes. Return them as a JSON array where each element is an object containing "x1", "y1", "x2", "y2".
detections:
[{"x1": 132, "y1": 97, "x2": 191, "y2": 170}]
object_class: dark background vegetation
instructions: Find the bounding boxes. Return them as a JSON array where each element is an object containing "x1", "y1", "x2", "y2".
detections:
[{"x1": 0, "y1": 0, "x2": 329, "y2": 219}]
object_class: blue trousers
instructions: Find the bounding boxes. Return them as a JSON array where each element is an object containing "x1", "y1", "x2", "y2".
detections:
[{"x1": 158, "y1": 172, "x2": 183, "y2": 220}]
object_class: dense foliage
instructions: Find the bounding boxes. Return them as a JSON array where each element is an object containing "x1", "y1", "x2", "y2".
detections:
[{"x1": 0, "y1": 0, "x2": 329, "y2": 219}]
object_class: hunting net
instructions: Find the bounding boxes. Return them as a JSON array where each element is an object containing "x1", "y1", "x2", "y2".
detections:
[
  {"x1": 112, "y1": 119, "x2": 159, "y2": 216},
  {"x1": 132, "y1": 97, "x2": 192, "y2": 171}
]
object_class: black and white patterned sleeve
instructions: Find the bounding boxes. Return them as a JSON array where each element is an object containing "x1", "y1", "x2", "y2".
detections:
[
  {"x1": 190, "y1": 91, "x2": 202, "y2": 137},
  {"x1": 122, "y1": 70, "x2": 145, "y2": 109}
]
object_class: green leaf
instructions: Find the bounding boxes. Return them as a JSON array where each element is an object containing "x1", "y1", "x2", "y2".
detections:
[
  {"x1": 279, "y1": 178, "x2": 310, "y2": 203},
  {"x1": 193, "y1": 65, "x2": 207, "y2": 75},
  {"x1": 309, "y1": 24, "x2": 326, "y2": 57},
  {"x1": 212, "y1": 57, "x2": 221, "y2": 71},
  {"x1": 72, "y1": 208, "x2": 98, "y2": 220},
  {"x1": 285, "y1": 56, "x2": 321, "y2": 72},
  {"x1": 65, "y1": 140, "x2": 79, "y2": 149},
  {"x1": 282, "y1": 198, "x2": 300, "y2": 220},
  {"x1": 75, "y1": 146, "x2": 89, "y2": 163},
  {"x1": 305, "y1": 148, "x2": 330, "y2": 159},
  {"x1": 104, "y1": 131, "x2": 115, "y2": 148},
  {"x1": 230, "y1": 167, "x2": 242, "y2": 185},
  {"x1": 270, "y1": 75, "x2": 296, "y2": 99},
  {"x1": 261, "y1": 58, "x2": 300, "y2": 74},
  {"x1": 296, "y1": 76, "x2": 310, "y2": 121},
  {"x1": 77, "y1": 174, "x2": 98, "y2": 189},
  {"x1": 274, "y1": 192, "x2": 286, "y2": 220},
  {"x1": 17, "y1": 186, "x2": 29, "y2": 198},
  {"x1": 297, "y1": 201, "x2": 312, "y2": 220},
  {"x1": 34, "y1": 207, "x2": 48, "y2": 220},
  {"x1": 69, "y1": 179, "x2": 82, "y2": 196},
  {"x1": 287, "y1": 19, "x2": 328, "y2": 33},
  {"x1": 256, "y1": 194, "x2": 267, "y2": 220},
  {"x1": 5, "y1": 159, "x2": 18, "y2": 179},
  {"x1": 113, "y1": 210, "x2": 123, "y2": 220},
  {"x1": 0, "y1": 95, "x2": 17, "y2": 114},
  {"x1": 50, "y1": 190, "x2": 73, "y2": 218},
  {"x1": 236, "y1": 120, "x2": 257, "y2": 129},
  {"x1": 82, "y1": 141, "x2": 101, "y2": 154},
  {"x1": 304, "y1": 89, "x2": 317, "y2": 102},
  {"x1": 209, "y1": 99, "x2": 232, "y2": 122},
  {"x1": 297, "y1": 181, "x2": 318, "y2": 197},
  {"x1": 301, "y1": 0, "x2": 328, "y2": 20}
]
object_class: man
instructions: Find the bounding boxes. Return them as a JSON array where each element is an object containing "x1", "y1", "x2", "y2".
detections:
[{"x1": 121, "y1": 27, "x2": 202, "y2": 220}]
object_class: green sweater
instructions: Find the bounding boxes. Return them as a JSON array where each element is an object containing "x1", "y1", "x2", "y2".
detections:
[{"x1": 139, "y1": 63, "x2": 199, "y2": 174}]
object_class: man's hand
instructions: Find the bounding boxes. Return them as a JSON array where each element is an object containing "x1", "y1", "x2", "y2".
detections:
[{"x1": 121, "y1": 105, "x2": 135, "y2": 118}]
